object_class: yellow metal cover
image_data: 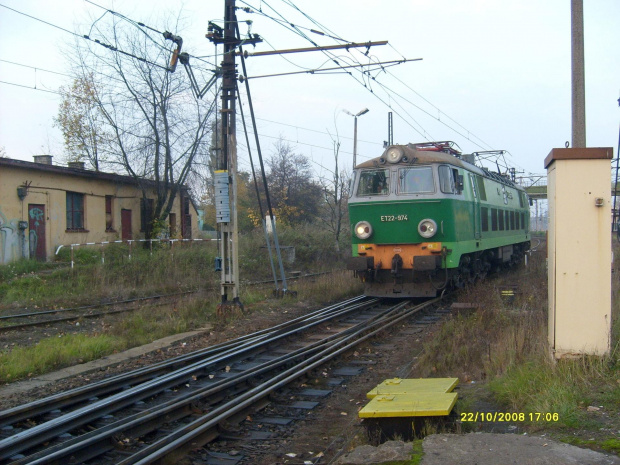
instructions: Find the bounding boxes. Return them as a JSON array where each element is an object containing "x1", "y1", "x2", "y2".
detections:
[
  {"x1": 358, "y1": 392, "x2": 458, "y2": 418},
  {"x1": 366, "y1": 378, "x2": 458, "y2": 399}
]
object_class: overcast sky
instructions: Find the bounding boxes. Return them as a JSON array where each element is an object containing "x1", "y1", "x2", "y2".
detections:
[{"x1": 1, "y1": 0, "x2": 618, "y2": 181}]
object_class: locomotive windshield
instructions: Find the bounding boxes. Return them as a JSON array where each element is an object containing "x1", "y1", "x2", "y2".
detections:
[
  {"x1": 357, "y1": 169, "x2": 390, "y2": 196},
  {"x1": 398, "y1": 166, "x2": 434, "y2": 194}
]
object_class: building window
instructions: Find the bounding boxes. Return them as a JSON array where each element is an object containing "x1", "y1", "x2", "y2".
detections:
[
  {"x1": 105, "y1": 195, "x2": 114, "y2": 231},
  {"x1": 140, "y1": 198, "x2": 154, "y2": 234},
  {"x1": 66, "y1": 192, "x2": 85, "y2": 230}
]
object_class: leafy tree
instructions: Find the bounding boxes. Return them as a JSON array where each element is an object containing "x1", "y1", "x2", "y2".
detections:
[
  {"x1": 65, "y1": 14, "x2": 215, "y2": 237},
  {"x1": 54, "y1": 74, "x2": 109, "y2": 171},
  {"x1": 262, "y1": 138, "x2": 322, "y2": 226}
]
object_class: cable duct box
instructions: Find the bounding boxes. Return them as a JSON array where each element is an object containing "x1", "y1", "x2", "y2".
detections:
[{"x1": 215, "y1": 170, "x2": 230, "y2": 223}]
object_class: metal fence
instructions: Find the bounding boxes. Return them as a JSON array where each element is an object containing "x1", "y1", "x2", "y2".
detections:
[{"x1": 55, "y1": 238, "x2": 218, "y2": 268}]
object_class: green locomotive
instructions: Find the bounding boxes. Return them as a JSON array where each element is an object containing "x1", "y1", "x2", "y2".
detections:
[{"x1": 347, "y1": 142, "x2": 531, "y2": 297}]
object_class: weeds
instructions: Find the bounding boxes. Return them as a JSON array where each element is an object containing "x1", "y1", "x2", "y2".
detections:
[
  {"x1": 0, "y1": 334, "x2": 125, "y2": 382},
  {"x1": 417, "y1": 241, "x2": 620, "y2": 452},
  {"x1": 0, "y1": 229, "x2": 359, "y2": 382}
]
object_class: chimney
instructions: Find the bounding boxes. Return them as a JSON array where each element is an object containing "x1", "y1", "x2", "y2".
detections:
[
  {"x1": 33, "y1": 155, "x2": 53, "y2": 165},
  {"x1": 68, "y1": 161, "x2": 85, "y2": 170}
]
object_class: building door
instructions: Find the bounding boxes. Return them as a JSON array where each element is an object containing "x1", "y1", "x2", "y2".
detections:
[
  {"x1": 181, "y1": 196, "x2": 192, "y2": 239},
  {"x1": 28, "y1": 204, "x2": 46, "y2": 260},
  {"x1": 121, "y1": 209, "x2": 132, "y2": 240},
  {"x1": 169, "y1": 213, "x2": 176, "y2": 238}
]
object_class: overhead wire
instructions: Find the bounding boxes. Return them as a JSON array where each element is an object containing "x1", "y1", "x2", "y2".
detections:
[
  {"x1": 238, "y1": 0, "x2": 433, "y2": 141},
  {"x1": 0, "y1": 3, "x2": 170, "y2": 71},
  {"x1": 246, "y1": 0, "x2": 527, "y2": 174},
  {"x1": 0, "y1": 59, "x2": 72, "y2": 78}
]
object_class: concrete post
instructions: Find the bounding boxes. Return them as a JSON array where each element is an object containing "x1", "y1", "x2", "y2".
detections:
[{"x1": 571, "y1": 0, "x2": 586, "y2": 147}]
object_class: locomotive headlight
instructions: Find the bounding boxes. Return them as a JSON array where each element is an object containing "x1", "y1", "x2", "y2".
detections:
[
  {"x1": 354, "y1": 221, "x2": 373, "y2": 240},
  {"x1": 418, "y1": 219, "x2": 437, "y2": 238},
  {"x1": 385, "y1": 147, "x2": 403, "y2": 164}
]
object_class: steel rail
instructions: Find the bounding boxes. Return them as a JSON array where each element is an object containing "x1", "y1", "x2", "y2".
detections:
[
  {"x1": 0, "y1": 271, "x2": 336, "y2": 322},
  {"x1": 0, "y1": 295, "x2": 369, "y2": 427},
  {"x1": 0, "y1": 303, "x2": 173, "y2": 333},
  {"x1": 0, "y1": 291, "x2": 197, "y2": 321},
  {"x1": 13, "y1": 298, "x2": 412, "y2": 465},
  {"x1": 123, "y1": 298, "x2": 440, "y2": 465},
  {"x1": 14, "y1": 318, "x2": 362, "y2": 464},
  {"x1": 0, "y1": 297, "x2": 378, "y2": 460}
]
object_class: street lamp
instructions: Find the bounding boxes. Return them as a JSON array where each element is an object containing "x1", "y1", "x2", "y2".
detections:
[{"x1": 343, "y1": 108, "x2": 369, "y2": 169}]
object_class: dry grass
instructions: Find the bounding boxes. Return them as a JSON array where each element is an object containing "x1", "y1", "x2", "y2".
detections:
[
  {"x1": 0, "y1": 242, "x2": 361, "y2": 382},
  {"x1": 417, "y1": 237, "x2": 620, "y2": 450}
]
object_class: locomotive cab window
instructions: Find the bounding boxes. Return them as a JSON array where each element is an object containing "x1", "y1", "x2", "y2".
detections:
[
  {"x1": 438, "y1": 165, "x2": 455, "y2": 193},
  {"x1": 357, "y1": 169, "x2": 390, "y2": 196},
  {"x1": 438, "y1": 165, "x2": 463, "y2": 194},
  {"x1": 348, "y1": 172, "x2": 356, "y2": 198},
  {"x1": 398, "y1": 166, "x2": 434, "y2": 194}
]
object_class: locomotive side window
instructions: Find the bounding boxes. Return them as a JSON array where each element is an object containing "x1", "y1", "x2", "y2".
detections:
[
  {"x1": 476, "y1": 176, "x2": 487, "y2": 200},
  {"x1": 481, "y1": 207, "x2": 489, "y2": 232},
  {"x1": 491, "y1": 208, "x2": 498, "y2": 231},
  {"x1": 398, "y1": 166, "x2": 434, "y2": 194},
  {"x1": 469, "y1": 174, "x2": 478, "y2": 199},
  {"x1": 438, "y1": 165, "x2": 455, "y2": 193},
  {"x1": 357, "y1": 169, "x2": 390, "y2": 196},
  {"x1": 498, "y1": 209, "x2": 505, "y2": 230}
]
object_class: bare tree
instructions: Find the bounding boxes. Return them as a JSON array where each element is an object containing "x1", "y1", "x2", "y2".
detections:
[
  {"x1": 319, "y1": 130, "x2": 350, "y2": 252},
  {"x1": 65, "y1": 14, "x2": 215, "y2": 237}
]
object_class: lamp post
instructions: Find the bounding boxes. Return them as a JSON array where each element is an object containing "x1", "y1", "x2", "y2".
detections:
[{"x1": 343, "y1": 108, "x2": 369, "y2": 169}]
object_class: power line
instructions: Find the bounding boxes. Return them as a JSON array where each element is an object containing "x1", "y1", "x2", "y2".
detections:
[
  {"x1": 0, "y1": 80, "x2": 60, "y2": 95},
  {"x1": 238, "y1": 1, "x2": 433, "y2": 142},
  {"x1": 239, "y1": 1, "x2": 528, "y2": 173},
  {"x1": 0, "y1": 3, "x2": 170, "y2": 71},
  {"x1": 0, "y1": 58, "x2": 72, "y2": 78}
]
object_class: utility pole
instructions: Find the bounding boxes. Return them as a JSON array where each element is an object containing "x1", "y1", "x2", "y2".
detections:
[
  {"x1": 209, "y1": 0, "x2": 261, "y2": 312},
  {"x1": 571, "y1": 0, "x2": 586, "y2": 147}
]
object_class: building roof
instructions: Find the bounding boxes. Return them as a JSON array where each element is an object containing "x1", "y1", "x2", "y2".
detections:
[
  {"x1": 1, "y1": 157, "x2": 156, "y2": 186},
  {"x1": 1, "y1": 156, "x2": 198, "y2": 210}
]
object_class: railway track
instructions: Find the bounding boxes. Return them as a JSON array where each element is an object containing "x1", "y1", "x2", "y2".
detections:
[
  {"x1": 0, "y1": 272, "x2": 334, "y2": 332},
  {"x1": 0, "y1": 295, "x2": 441, "y2": 464}
]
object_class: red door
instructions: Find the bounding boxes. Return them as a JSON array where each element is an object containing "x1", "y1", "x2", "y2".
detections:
[
  {"x1": 121, "y1": 209, "x2": 132, "y2": 240},
  {"x1": 28, "y1": 204, "x2": 46, "y2": 260}
]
